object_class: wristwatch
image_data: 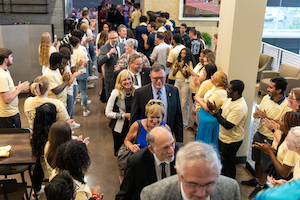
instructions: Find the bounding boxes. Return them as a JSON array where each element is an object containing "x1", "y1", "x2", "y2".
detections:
[{"x1": 271, "y1": 128, "x2": 278, "y2": 133}]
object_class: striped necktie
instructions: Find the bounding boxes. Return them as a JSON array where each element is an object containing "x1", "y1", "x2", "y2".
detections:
[
  {"x1": 157, "y1": 89, "x2": 162, "y2": 100},
  {"x1": 134, "y1": 75, "x2": 138, "y2": 86}
]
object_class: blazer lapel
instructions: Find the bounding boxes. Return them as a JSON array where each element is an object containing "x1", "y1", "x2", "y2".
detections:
[{"x1": 144, "y1": 149, "x2": 157, "y2": 183}]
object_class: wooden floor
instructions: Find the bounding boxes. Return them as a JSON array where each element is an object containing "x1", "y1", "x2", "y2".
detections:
[{"x1": 10, "y1": 79, "x2": 260, "y2": 200}]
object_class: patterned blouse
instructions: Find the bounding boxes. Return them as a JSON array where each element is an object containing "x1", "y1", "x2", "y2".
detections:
[{"x1": 115, "y1": 52, "x2": 150, "y2": 70}]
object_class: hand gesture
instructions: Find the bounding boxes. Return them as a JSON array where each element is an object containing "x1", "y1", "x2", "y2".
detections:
[
  {"x1": 141, "y1": 34, "x2": 148, "y2": 41},
  {"x1": 130, "y1": 144, "x2": 140, "y2": 153},
  {"x1": 87, "y1": 35, "x2": 93, "y2": 41},
  {"x1": 174, "y1": 60, "x2": 179, "y2": 68},
  {"x1": 185, "y1": 63, "x2": 191, "y2": 73},
  {"x1": 62, "y1": 72, "x2": 70, "y2": 81},
  {"x1": 73, "y1": 71, "x2": 82, "y2": 77},
  {"x1": 91, "y1": 185, "x2": 103, "y2": 199},
  {"x1": 207, "y1": 100, "x2": 217, "y2": 112},
  {"x1": 263, "y1": 118, "x2": 279, "y2": 132},
  {"x1": 17, "y1": 81, "x2": 30, "y2": 92},
  {"x1": 252, "y1": 139, "x2": 273, "y2": 155},
  {"x1": 267, "y1": 176, "x2": 287, "y2": 186},
  {"x1": 76, "y1": 59, "x2": 83, "y2": 67},
  {"x1": 77, "y1": 135, "x2": 90, "y2": 146},
  {"x1": 108, "y1": 47, "x2": 117, "y2": 56},
  {"x1": 193, "y1": 95, "x2": 202, "y2": 103},
  {"x1": 124, "y1": 113, "x2": 131, "y2": 120}
]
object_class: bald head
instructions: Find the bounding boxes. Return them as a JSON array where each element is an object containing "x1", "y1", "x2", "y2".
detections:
[{"x1": 146, "y1": 126, "x2": 175, "y2": 162}]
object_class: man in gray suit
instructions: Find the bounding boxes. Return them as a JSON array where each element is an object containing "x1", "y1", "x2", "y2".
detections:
[
  {"x1": 141, "y1": 141, "x2": 240, "y2": 200},
  {"x1": 97, "y1": 31, "x2": 125, "y2": 99}
]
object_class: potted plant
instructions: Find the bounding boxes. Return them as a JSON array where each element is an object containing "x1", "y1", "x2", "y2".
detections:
[{"x1": 201, "y1": 32, "x2": 212, "y2": 49}]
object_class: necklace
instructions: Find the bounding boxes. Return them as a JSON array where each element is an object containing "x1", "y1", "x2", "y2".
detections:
[{"x1": 125, "y1": 92, "x2": 131, "y2": 97}]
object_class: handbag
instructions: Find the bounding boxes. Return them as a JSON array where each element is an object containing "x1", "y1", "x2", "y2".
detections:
[{"x1": 117, "y1": 120, "x2": 141, "y2": 170}]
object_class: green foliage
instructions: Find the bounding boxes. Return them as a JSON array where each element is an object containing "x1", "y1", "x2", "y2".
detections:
[
  {"x1": 288, "y1": 17, "x2": 300, "y2": 29},
  {"x1": 201, "y1": 32, "x2": 212, "y2": 48}
]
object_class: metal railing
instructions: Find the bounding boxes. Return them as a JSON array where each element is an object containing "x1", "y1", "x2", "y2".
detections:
[{"x1": 261, "y1": 42, "x2": 300, "y2": 71}]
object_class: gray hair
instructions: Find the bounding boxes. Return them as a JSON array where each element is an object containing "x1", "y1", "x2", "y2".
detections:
[
  {"x1": 175, "y1": 141, "x2": 222, "y2": 176},
  {"x1": 117, "y1": 24, "x2": 127, "y2": 33},
  {"x1": 108, "y1": 31, "x2": 118, "y2": 38},
  {"x1": 150, "y1": 64, "x2": 165, "y2": 74},
  {"x1": 288, "y1": 127, "x2": 300, "y2": 148},
  {"x1": 125, "y1": 38, "x2": 138, "y2": 50},
  {"x1": 128, "y1": 53, "x2": 141, "y2": 64}
]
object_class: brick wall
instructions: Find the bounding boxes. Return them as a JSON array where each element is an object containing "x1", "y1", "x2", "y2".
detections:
[{"x1": 0, "y1": 0, "x2": 65, "y2": 38}]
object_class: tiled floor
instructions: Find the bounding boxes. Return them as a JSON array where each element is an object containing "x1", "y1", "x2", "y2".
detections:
[{"x1": 9, "y1": 80, "x2": 261, "y2": 200}]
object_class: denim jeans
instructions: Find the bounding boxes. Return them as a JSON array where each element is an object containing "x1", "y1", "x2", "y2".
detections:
[
  {"x1": 77, "y1": 72, "x2": 88, "y2": 109},
  {"x1": 66, "y1": 94, "x2": 74, "y2": 119}
]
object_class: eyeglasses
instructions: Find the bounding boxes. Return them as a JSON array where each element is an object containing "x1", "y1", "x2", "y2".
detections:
[
  {"x1": 180, "y1": 175, "x2": 217, "y2": 190},
  {"x1": 147, "y1": 101, "x2": 164, "y2": 107},
  {"x1": 288, "y1": 93, "x2": 297, "y2": 100},
  {"x1": 151, "y1": 76, "x2": 166, "y2": 81}
]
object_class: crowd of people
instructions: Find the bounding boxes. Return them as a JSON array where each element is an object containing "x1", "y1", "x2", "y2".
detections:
[{"x1": 1, "y1": 1, "x2": 300, "y2": 200}]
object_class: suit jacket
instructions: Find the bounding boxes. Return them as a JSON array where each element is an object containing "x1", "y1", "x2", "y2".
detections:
[
  {"x1": 115, "y1": 143, "x2": 183, "y2": 200},
  {"x1": 129, "y1": 83, "x2": 183, "y2": 142},
  {"x1": 97, "y1": 42, "x2": 125, "y2": 83},
  {"x1": 110, "y1": 67, "x2": 151, "y2": 93},
  {"x1": 140, "y1": 175, "x2": 240, "y2": 200}
]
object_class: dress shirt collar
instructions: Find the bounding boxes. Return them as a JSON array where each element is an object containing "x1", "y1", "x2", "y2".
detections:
[
  {"x1": 151, "y1": 83, "x2": 166, "y2": 96},
  {"x1": 153, "y1": 153, "x2": 169, "y2": 167}
]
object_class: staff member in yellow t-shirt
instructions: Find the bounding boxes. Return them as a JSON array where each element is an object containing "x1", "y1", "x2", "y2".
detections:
[
  {"x1": 208, "y1": 80, "x2": 248, "y2": 179},
  {"x1": 0, "y1": 48, "x2": 30, "y2": 128}
]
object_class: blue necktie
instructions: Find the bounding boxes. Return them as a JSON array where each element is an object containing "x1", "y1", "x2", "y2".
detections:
[{"x1": 157, "y1": 90, "x2": 162, "y2": 100}]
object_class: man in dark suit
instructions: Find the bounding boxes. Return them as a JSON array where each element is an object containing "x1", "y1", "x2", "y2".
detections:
[
  {"x1": 110, "y1": 54, "x2": 151, "y2": 92},
  {"x1": 129, "y1": 64, "x2": 183, "y2": 142},
  {"x1": 141, "y1": 141, "x2": 240, "y2": 200},
  {"x1": 97, "y1": 31, "x2": 125, "y2": 100},
  {"x1": 115, "y1": 126, "x2": 183, "y2": 200}
]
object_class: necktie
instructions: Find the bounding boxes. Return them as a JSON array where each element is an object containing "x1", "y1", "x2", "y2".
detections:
[
  {"x1": 157, "y1": 89, "x2": 162, "y2": 100},
  {"x1": 134, "y1": 75, "x2": 138, "y2": 86},
  {"x1": 161, "y1": 162, "x2": 166, "y2": 179}
]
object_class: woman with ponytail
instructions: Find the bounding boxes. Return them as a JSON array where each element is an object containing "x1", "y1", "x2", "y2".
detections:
[{"x1": 24, "y1": 76, "x2": 69, "y2": 130}]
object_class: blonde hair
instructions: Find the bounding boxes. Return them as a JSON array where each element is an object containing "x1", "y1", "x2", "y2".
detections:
[
  {"x1": 39, "y1": 32, "x2": 52, "y2": 66},
  {"x1": 115, "y1": 70, "x2": 135, "y2": 99},
  {"x1": 30, "y1": 76, "x2": 49, "y2": 96},
  {"x1": 145, "y1": 99, "x2": 166, "y2": 118},
  {"x1": 213, "y1": 71, "x2": 228, "y2": 89},
  {"x1": 80, "y1": 23, "x2": 89, "y2": 32}
]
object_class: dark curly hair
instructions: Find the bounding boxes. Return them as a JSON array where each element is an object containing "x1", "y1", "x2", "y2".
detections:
[
  {"x1": 31, "y1": 103, "x2": 57, "y2": 157},
  {"x1": 177, "y1": 48, "x2": 195, "y2": 67},
  {"x1": 45, "y1": 120, "x2": 72, "y2": 169},
  {"x1": 55, "y1": 140, "x2": 90, "y2": 184}
]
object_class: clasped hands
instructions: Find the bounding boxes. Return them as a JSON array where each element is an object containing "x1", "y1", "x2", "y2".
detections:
[{"x1": 253, "y1": 107, "x2": 268, "y2": 119}]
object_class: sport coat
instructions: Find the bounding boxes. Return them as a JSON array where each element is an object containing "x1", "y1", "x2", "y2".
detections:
[
  {"x1": 140, "y1": 175, "x2": 240, "y2": 200},
  {"x1": 110, "y1": 67, "x2": 151, "y2": 95},
  {"x1": 97, "y1": 42, "x2": 125, "y2": 98},
  {"x1": 129, "y1": 83, "x2": 183, "y2": 142},
  {"x1": 115, "y1": 143, "x2": 183, "y2": 200}
]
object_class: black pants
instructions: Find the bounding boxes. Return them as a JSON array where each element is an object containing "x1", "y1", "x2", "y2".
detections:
[
  {"x1": 0, "y1": 113, "x2": 21, "y2": 128},
  {"x1": 218, "y1": 139, "x2": 242, "y2": 179}
]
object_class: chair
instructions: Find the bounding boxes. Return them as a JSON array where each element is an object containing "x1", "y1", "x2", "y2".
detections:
[
  {"x1": 258, "y1": 64, "x2": 300, "y2": 96},
  {"x1": 257, "y1": 53, "x2": 273, "y2": 82},
  {"x1": 0, "y1": 128, "x2": 30, "y2": 183},
  {"x1": 0, "y1": 178, "x2": 27, "y2": 200}
]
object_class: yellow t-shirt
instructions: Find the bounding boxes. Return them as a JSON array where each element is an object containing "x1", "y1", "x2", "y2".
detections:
[
  {"x1": 219, "y1": 97, "x2": 248, "y2": 144},
  {"x1": 292, "y1": 156, "x2": 300, "y2": 180},
  {"x1": 276, "y1": 140, "x2": 299, "y2": 167},
  {"x1": 167, "y1": 45, "x2": 185, "y2": 80},
  {"x1": 24, "y1": 96, "x2": 69, "y2": 130},
  {"x1": 174, "y1": 61, "x2": 193, "y2": 79},
  {"x1": 257, "y1": 95, "x2": 292, "y2": 140},
  {"x1": 0, "y1": 68, "x2": 19, "y2": 117},
  {"x1": 131, "y1": 10, "x2": 141, "y2": 29},
  {"x1": 195, "y1": 79, "x2": 214, "y2": 111},
  {"x1": 203, "y1": 86, "x2": 227, "y2": 109},
  {"x1": 75, "y1": 179, "x2": 92, "y2": 200},
  {"x1": 43, "y1": 68, "x2": 67, "y2": 105},
  {"x1": 189, "y1": 63, "x2": 204, "y2": 94}
]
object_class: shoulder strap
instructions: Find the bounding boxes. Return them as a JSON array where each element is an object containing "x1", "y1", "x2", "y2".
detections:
[{"x1": 133, "y1": 120, "x2": 142, "y2": 144}]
